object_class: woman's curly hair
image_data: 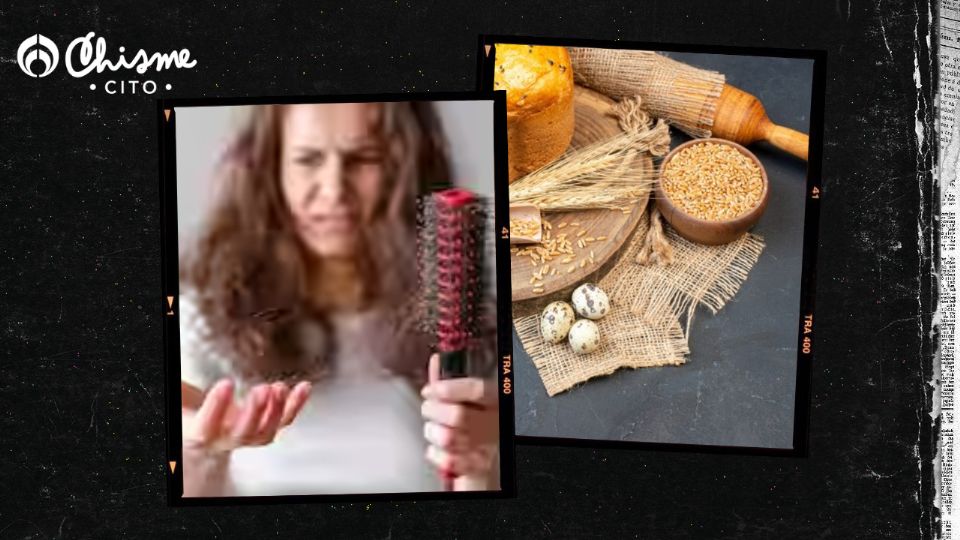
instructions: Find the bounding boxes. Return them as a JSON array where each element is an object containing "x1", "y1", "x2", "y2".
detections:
[{"x1": 181, "y1": 102, "x2": 456, "y2": 384}]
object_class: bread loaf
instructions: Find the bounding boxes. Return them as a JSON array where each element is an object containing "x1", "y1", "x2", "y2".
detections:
[{"x1": 494, "y1": 44, "x2": 575, "y2": 182}]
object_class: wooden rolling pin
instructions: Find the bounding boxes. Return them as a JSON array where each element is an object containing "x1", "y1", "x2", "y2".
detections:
[
  {"x1": 567, "y1": 48, "x2": 809, "y2": 161},
  {"x1": 712, "y1": 84, "x2": 809, "y2": 161}
]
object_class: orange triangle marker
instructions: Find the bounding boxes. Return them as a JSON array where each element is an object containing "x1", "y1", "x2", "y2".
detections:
[
  {"x1": 166, "y1": 296, "x2": 174, "y2": 309},
  {"x1": 484, "y1": 44, "x2": 492, "y2": 57},
  {"x1": 164, "y1": 109, "x2": 171, "y2": 122},
  {"x1": 169, "y1": 461, "x2": 177, "y2": 473}
]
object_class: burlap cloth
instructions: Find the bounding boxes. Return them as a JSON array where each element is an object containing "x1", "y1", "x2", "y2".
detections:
[
  {"x1": 514, "y1": 187, "x2": 765, "y2": 397},
  {"x1": 569, "y1": 47, "x2": 725, "y2": 139}
]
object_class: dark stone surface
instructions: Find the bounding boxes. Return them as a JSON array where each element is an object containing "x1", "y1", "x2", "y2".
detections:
[{"x1": 515, "y1": 53, "x2": 814, "y2": 449}]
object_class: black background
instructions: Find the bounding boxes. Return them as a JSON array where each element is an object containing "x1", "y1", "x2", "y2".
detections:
[{"x1": 0, "y1": 1, "x2": 936, "y2": 538}]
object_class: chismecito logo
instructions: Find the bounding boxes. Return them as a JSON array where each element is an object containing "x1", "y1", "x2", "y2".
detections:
[
  {"x1": 16, "y1": 32, "x2": 196, "y2": 94},
  {"x1": 18, "y1": 34, "x2": 59, "y2": 77}
]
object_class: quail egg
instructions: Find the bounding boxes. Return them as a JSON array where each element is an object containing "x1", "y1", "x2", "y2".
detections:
[
  {"x1": 540, "y1": 301, "x2": 576, "y2": 344},
  {"x1": 571, "y1": 282, "x2": 610, "y2": 320},
  {"x1": 568, "y1": 319, "x2": 601, "y2": 354}
]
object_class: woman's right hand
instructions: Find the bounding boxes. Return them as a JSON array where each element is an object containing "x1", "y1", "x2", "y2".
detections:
[
  {"x1": 181, "y1": 379, "x2": 310, "y2": 497},
  {"x1": 184, "y1": 378, "x2": 312, "y2": 454}
]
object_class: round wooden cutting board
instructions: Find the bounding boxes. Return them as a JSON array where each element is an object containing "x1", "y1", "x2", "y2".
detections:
[{"x1": 510, "y1": 86, "x2": 651, "y2": 304}]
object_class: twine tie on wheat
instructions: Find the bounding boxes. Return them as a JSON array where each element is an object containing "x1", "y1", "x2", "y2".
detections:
[
  {"x1": 609, "y1": 96, "x2": 674, "y2": 266},
  {"x1": 508, "y1": 95, "x2": 668, "y2": 213}
]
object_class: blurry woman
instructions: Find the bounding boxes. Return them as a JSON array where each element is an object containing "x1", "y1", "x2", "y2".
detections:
[{"x1": 178, "y1": 102, "x2": 498, "y2": 496}]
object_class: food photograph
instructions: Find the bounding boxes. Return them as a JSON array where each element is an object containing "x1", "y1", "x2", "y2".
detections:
[{"x1": 485, "y1": 40, "x2": 820, "y2": 450}]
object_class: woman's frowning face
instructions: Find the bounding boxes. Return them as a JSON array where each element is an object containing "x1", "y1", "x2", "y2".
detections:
[{"x1": 279, "y1": 103, "x2": 387, "y2": 258}]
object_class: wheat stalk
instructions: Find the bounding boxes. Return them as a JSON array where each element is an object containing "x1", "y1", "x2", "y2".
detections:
[{"x1": 509, "y1": 119, "x2": 670, "y2": 212}]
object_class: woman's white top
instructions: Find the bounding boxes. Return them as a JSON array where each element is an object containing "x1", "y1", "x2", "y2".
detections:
[{"x1": 178, "y1": 292, "x2": 442, "y2": 495}]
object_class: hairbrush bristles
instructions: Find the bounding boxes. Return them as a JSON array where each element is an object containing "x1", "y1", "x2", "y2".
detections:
[
  {"x1": 415, "y1": 188, "x2": 488, "y2": 378},
  {"x1": 416, "y1": 195, "x2": 439, "y2": 334}
]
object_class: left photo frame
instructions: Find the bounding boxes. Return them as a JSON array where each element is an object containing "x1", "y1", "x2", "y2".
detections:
[{"x1": 158, "y1": 91, "x2": 516, "y2": 505}]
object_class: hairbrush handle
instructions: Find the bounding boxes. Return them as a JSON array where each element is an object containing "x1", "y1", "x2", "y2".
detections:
[
  {"x1": 438, "y1": 349, "x2": 466, "y2": 492},
  {"x1": 439, "y1": 350, "x2": 468, "y2": 380}
]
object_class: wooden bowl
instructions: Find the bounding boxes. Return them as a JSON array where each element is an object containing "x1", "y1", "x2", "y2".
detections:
[{"x1": 654, "y1": 138, "x2": 769, "y2": 246}]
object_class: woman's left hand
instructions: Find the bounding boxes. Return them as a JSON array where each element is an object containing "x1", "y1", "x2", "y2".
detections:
[{"x1": 420, "y1": 353, "x2": 499, "y2": 485}]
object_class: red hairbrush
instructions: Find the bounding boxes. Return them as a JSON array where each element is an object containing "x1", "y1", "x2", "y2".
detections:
[{"x1": 416, "y1": 187, "x2": 488, "y2": 491}]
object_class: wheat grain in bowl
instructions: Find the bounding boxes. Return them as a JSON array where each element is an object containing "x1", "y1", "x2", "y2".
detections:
[{"x1": 660, "y1": 141, "x2": 764, "y2": 221}]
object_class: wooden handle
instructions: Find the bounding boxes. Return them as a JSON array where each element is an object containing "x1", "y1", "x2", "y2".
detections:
[
  {"x1": 713, "y1": 83, "x2": 809, "y2": 161},
  {"x1": 759, "y1": 120, "x2": 808, "y2": 161}
]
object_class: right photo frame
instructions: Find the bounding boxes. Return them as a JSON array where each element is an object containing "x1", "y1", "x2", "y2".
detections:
[{"x1": 480, "y1": 35, "x2": 825, "y2": 454}]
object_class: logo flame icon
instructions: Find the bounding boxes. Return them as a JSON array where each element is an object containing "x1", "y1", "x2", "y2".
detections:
[{"x1": 18, "y1": 34, "x2": 59, "y2": 78}]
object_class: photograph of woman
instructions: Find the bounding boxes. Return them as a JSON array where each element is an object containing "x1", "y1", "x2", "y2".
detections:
[{"x1": 174, "y1": 100, "x2": 501, "y2": 496}]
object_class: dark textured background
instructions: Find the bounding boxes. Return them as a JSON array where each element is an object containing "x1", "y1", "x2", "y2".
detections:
[{"x1": 0, "y1": 1, "x2": 936, "y2": 539}]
